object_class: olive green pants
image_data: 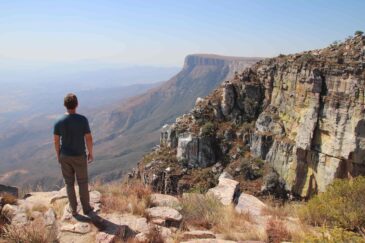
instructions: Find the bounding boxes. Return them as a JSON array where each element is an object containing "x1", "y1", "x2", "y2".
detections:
[{"x1": 60, "y1": 154, "x2": 93, "y2": 214}]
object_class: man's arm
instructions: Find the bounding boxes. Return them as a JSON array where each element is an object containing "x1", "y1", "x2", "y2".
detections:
[
  {"x1": 54, "y1": 135, "x2": 61, "y2": 163},
  {"x1": 85, "y1": 133, "x2": 93, "y2": 163}
]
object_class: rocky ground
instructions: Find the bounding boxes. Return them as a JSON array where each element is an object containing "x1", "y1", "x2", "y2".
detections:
[{"x1": 0, "y1": 173, "x2": 308, "y2": 243}]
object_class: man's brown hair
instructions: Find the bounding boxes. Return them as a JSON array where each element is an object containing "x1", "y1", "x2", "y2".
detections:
[{"x1": 64, "y1": 93, "x2": 78, "y2": 110}]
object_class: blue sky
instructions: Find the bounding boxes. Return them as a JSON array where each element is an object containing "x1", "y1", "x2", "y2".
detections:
[{"x1": 0, "y1": 0, "x2": 364, "y2": 66}]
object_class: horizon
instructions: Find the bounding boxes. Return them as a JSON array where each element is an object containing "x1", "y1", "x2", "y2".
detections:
[{"x1": 1, "y1": 0, "x2": 364, "y2": 70}]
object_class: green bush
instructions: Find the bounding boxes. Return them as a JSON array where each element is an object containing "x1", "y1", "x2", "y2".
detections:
[
  {"x1": 303, "y1": 227, "x2": 365, "y2": 243},
  {"x1": 355, "y1": 30, "x2": 364, "y2": 36},
  {"x1": 299, "y1": 176, "x2": 365, "y2": 231},
  {"x1": 201, "y1": 122, "x2": 215, "y2": 137}
]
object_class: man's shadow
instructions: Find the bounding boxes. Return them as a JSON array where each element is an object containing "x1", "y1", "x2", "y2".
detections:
[{"x1": 74, "y1": 213, "x2": 137, "y2": 239}]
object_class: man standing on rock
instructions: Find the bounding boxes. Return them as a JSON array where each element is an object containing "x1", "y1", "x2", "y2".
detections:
[{"x1": 53, "y1": 93, "x2": 94, "y2": 216}]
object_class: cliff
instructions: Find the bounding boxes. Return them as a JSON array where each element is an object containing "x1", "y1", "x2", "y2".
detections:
[{"x1": 135, "y1": 34, "x2": 365, "y2": 198}]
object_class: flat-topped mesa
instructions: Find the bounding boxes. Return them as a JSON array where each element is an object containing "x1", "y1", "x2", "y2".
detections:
[{"x1": 183, "y1": 54, "x2": 262, "y2": 69}]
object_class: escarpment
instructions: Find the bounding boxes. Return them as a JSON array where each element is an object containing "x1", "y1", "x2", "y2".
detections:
[{"x1": 134, "y1": 34, "x2": 365, "y2": 198}]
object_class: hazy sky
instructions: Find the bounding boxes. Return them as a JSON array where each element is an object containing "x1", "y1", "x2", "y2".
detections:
[{"x1": 1, "y1": 0, "x2": 364, "y2": 66}]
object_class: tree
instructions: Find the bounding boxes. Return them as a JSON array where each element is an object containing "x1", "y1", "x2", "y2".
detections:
[{"x1": 354, "y1": 30, "x2": 363, "y2": 36}]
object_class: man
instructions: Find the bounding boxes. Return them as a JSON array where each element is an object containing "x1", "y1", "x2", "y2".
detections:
[{"x1": 53, "y1": 93, "x2": 94, "y2": 216}]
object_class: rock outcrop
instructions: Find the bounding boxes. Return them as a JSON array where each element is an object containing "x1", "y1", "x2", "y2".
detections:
[
  {"x1": 207, "y1": 173, "x2": 240, "y2": 205},
  {"x1": 135, "y1": 34, "x2": 365, "y2": 198},
  {"x1": 0, "y1": 184, "x2": 18, "y2": 197}
]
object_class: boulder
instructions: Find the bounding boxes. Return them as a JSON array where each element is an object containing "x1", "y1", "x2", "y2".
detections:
[
  {"x1": 2, "y1": 204, "x2": 20, "y2": 219},
  {"x1": 155, "y1": 225, "x2": 174, "y2": 239},
  {"x1": 145, "y1": 206, "x2": 182, "y2": 227},
  {"x1": 101, "y1": 213, "x2": 149, "y2": 234},
  {"x1": 207, "y1": 177, "x2": 240, "y2": 205},
  {"x1": 11, "y1": 212, "x2": 28, "y2": 226},
  {"x1": 0, "y1": 184, "x2": 18, "y2": 197},
  {"x1": 150, "y1": 193, "x2": 180, "y2": 208},
  {"x1": 96, "y1": 232, "x2": 117, "y2": 243},
  {"x1": 30, "y1": 211, "x2": 43, "y2": 220},
  {"x1": 61, "y1": 222, "x2": 92, "y2": 234},
  {"x1": 44, "y1": 208, "x2": 56, "y2": 227},
  {"x1": 182, "y1": 230, "x2": 216, "y2": 240},
  {"x1": 235, "y1": 193, "x2": 267, "y2": 217},
  {"x1": 135, "y1": 232, "x2": 149, "y2": 242},
  {"x1": 219, "y1": 171, "x2": 233, "y2": 180}
]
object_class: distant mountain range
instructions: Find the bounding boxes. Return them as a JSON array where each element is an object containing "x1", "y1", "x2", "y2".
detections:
[{"x1": 0, "y1": 54, "x2": 261, "y2": 189}]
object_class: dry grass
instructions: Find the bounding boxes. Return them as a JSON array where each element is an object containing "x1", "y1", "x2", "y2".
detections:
[
  {"x1": 2, "y1": 218, "x2": 57, "y2": 243},
  {"x1": 1, "y1": 193, "x2": 17, "y2": 205},
  {"x1": 266, "y1": 218, "x2": 292, "y2": 243},
  {"x1": 180, "y1": 193, "x2": 223, "y2": 229},
  {"x1": 93, "y1": 180, "x2": 152, "y2": 216},
  {"x1": 180, "y1": 193, "x2": 266, "y2": 241},
  {"x1": 261, "y1": 202, "x2": 301, "y2": 220},
  {"x1": 214, "y1": 207, "x2": 266, "y2": 241},
  {"x1": 51, "y1": 198, "x2": 69, "y2": 219},
  {"x1": 143, "y1": 225, "x2": 164, "y2": 243},
  {"x1": 31, "y1": 204, "x2": 48, "y2": 213}
]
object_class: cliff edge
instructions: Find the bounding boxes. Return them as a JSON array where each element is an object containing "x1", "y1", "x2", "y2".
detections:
[{"x1": 135, "y1": 34, "x2": 365, "y2": 198}]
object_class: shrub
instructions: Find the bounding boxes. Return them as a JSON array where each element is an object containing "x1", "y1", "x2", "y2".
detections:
[
  {"x1": 95, "y1": 181, "x2": 152, "y2": 216},
  {"x1": 266, "y1": 218, "x2": 292, "y2": 243},
  {"x1": 50, "y1": 198, "x2": 68, "y2": 219},
  {"x1": 2, "y1": 218, "x2": 57, "y2": 243},
  {"x1": 200, "y1": 122, "x2": 215, "y2": 137},
  {"x1": 180, "y1": 193, "x2": 223, "y2": 229},
  {"x1": 355, "y1": 30, "x2": 364, "y2": 36},
  {"x1": 300, "y1": 53, "x2": 315, "y2": 62},
  {"x1": 180, "y1": 193, "x2": 265, "y2": 241},
  {"x1": 299, "y1": 176, "x2": 365, "y2": 231},
  {"x1": 303, "y1": 226, "x2": 365, "y2": 242},
  {"x1": 1, "y1": 193, "x2": 17, "y2": 205}
]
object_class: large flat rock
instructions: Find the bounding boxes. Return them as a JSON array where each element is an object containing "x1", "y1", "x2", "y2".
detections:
[
  {"x1": 150, "y1": 193, "x2": 180, "y2": 208},
  {"x1": 182, "y1": 230, "x2": 216, "y2": 240},
  {"x1": 145, "y1": 206, "x2": 182, "y2": 226},
  {"x1": 207, "y1": 177, "x2": 240, "y2": 205},
  {"x1": 235, "y1": 193, "x2": 267, "y2": 216}
]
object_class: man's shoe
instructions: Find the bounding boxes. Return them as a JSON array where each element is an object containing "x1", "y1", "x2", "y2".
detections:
[{"x1": 84, "y1": 207, "x2": 95, "y2": 216}]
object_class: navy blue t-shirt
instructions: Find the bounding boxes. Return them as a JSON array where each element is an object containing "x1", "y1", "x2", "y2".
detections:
[{"x1": 53, "y1": 114, "x2": 91, "y2": 156}]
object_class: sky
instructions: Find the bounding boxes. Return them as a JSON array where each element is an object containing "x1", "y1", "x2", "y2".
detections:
[{"x1": 0, "y1": 0, "x2": 364, "y2": 67}]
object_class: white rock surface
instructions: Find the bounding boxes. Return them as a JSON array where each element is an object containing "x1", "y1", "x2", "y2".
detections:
[
  {"x1": 207, "y1": 178, "x2": 240, "y2": 205},
  {"x1": 101, "y1": 213, "x2": 149, "y2": 234},
  {"x1": 61, "y1": 222, "x2": 92, "y2": 234},
  {"x1": 235, "y1": 193, "x2": 267, "y2": 216},
  {"x1": 182, "y1": 230, "x2": 216, "y2": 240},
  {"x1": 145, "y1": 206, "x2": 182, "y2": 224},
  {"x1": 150, "y1": 193, "x2": 180, "y2": 208}
]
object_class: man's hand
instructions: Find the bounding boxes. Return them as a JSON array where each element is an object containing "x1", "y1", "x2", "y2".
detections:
[
  {"x1": 85, "y1": 133, "x2": 94, "y2": 164},
  {"x1": 54, "y1": 135, "x2": 61, "y2": 164},
  {"x1": 87, "y1": 153, "x2": 94, "y2": 164}
]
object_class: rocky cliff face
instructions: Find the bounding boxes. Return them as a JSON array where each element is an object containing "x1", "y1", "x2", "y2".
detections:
[
  {"x1": 135, "y1": 34, "x2": 365, "y2": 198},
  {"x1": 87, "y1": 54, "x2": 261, "y2": 183}
]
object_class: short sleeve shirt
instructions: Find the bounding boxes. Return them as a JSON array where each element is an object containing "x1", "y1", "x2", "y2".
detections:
[{"x1": 53, "y1": 114, "x2": 91, "y2": 156}]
